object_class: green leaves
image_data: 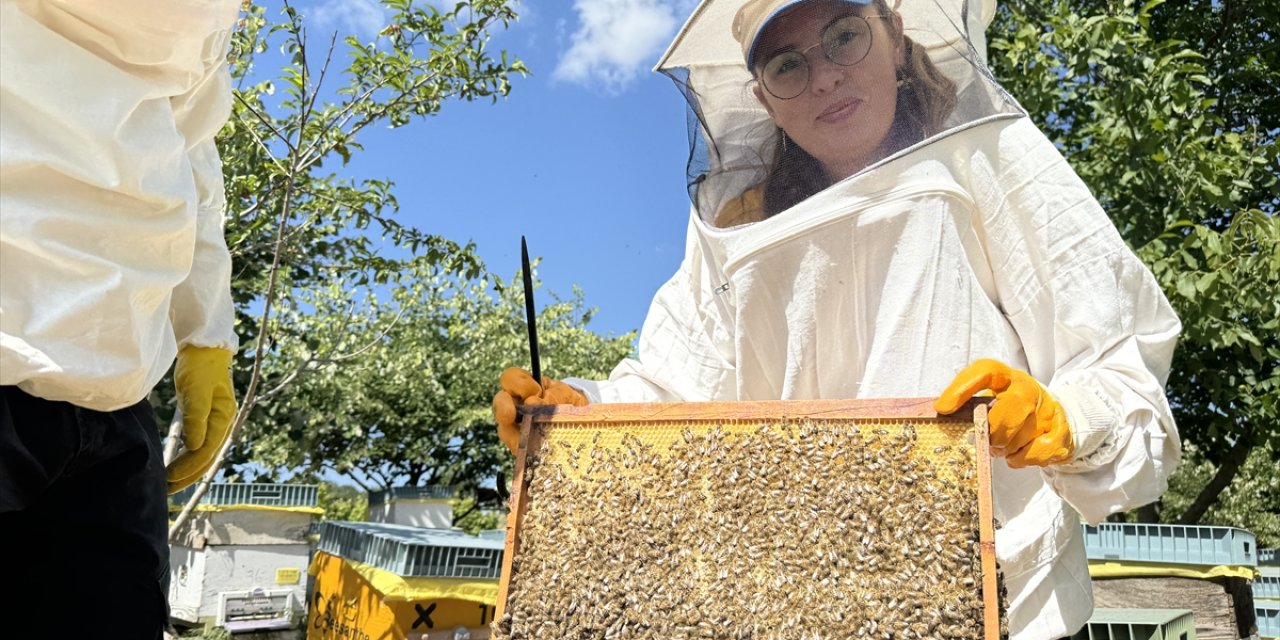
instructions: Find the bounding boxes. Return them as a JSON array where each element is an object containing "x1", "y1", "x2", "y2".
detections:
[
  {"x1": 990, "y1": 0, "x2": 1279, "y2": 525},
  {"x1": 1162, "y1": 442, "x2": 1280, "y2": 547},
  {"x1": 240, "y1": 258, "x2": 634, "y2": 501},
  {"x1": 219, "y1": 0, "x2": 528, "y2": 335},
  {"x1": 173, "y1": 1, "x2": 530, "y2": 493},
  {"x1": 994, "y1": 0, "x2": 1277, "y2": 246}
]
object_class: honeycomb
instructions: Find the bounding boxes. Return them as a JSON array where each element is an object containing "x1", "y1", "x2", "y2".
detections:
[{"x1": 494, "y1": 402, "x2": 997, "y2": 639}]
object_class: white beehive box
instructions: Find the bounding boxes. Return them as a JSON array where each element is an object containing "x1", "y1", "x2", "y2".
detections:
[
  {"x1": 168, "y1": 483, "x2": 322, "y2": 630},
  {"x1": 366, "y1": 485, "x2": 456, "y2": 528}
]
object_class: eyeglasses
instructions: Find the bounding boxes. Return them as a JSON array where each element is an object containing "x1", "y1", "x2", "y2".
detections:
[{"x1": 757, "y1": 14, "x2": 889, "y2": 100}]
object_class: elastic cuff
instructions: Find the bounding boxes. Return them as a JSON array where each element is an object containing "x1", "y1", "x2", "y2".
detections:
[
  {"x1": 561, "y1": 377, "x2": 602, "y2": 404},
  {"x1": 1049, "y1": 384, "x2": 1119, "y2": 472},
  {"x1": 178, "y1": 340, "x2": 238, "y2": 353}
]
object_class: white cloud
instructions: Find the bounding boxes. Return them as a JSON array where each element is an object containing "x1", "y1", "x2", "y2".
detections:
[
  {"x1": 553, "y1": 0, "x2": 681, "y2": 94},
  {"x1": 312, "y1": 0, "x2": 388, "y2": 42}
]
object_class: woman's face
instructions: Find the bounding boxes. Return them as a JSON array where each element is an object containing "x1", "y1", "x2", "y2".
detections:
[{"x1": 751, "y1": 0, "x2": 904, "y2": 181}]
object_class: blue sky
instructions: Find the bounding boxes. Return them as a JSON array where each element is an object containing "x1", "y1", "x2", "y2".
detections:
[{"x1": 305, "y1": 0, "x2": 704, "y2": 340}]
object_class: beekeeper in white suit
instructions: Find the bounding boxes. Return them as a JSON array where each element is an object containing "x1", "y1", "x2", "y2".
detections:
[
  {"x1": 494, "y1": 0, "x2": 1182, "y2": 637},
  {"x1": 0, "y1": 0, "x2": 241, "y2": 635}
]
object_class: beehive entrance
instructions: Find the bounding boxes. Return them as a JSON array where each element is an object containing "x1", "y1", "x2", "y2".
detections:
[{"x1": 496, "y1": 398, "x2": 997, "y2": 639}]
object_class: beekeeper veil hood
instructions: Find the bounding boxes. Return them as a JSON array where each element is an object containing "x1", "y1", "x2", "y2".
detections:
[{"x1": 657, "y1": 0, "x2": 1022, "y2": 224}]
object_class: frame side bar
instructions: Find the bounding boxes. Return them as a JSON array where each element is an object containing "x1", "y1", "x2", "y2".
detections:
[
  {"x1": 974, "y1": 402, "x2": 999, "y2": 640},
  {"x1": 496, "y1": 413, "x2": 541, "y2": 618}
]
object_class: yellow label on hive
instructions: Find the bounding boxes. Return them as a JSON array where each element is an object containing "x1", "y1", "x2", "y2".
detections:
[{"x1": 276, "y1": 567, "x2": 302, "y2": 584}]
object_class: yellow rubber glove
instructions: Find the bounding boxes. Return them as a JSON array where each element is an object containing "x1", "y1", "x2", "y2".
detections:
[
  {"x1": 933, "y1": 358, "x2": 1074, "y2": 468},
  {"x1": 492, "y1": 367, "x2": 588, "y2": 454},
  {"x1": 167, "y1": 346, "x2": 237, "y2": 494}
]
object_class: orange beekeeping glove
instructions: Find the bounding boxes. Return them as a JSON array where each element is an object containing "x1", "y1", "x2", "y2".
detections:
[
  {"x1": 933, "y1": 358, "x2": 1074, "y2": 468},
  {"x1": 492, "y1": 367, "x2": 588, "y2": 454},
  {"x1": 167, "y1": 346, "x2": 237, "y2": 494}
]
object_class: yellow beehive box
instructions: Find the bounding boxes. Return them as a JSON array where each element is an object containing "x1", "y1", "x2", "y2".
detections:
[{"x1": 309, "y1": 521, "x2": 505, "y2": 639}]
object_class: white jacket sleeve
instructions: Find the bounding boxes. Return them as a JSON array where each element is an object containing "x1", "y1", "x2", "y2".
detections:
[
  {"x1": 969, "y1": 119, "x2": 1182, "y2": 524},
  {"x1": 566, "y1": 215, "x2": 737, "y2": 404},
  {"x1": 168, "y1": 26, "x2": 238, "y2": 352}
]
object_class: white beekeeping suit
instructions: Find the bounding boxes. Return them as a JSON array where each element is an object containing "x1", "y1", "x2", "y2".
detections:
[
  {"x1": 566, "y1": 0, "x2": 1182, "y2": 637},
  {"x1": 0, "y1": 0, "x2": 239, "y2": 411},
  {"x1": 1, "y1": 1, "x2": 241, "y2": 635}
]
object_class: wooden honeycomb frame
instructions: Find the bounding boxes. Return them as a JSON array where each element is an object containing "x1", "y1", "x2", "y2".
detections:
[{"x1": 497, "y1": 398, "x2": 997, "y2": 639}]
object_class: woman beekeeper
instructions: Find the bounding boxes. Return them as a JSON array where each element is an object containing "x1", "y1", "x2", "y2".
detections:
[{"x1": 493, "y1": 0, "x2": 1181, "y2": 637}]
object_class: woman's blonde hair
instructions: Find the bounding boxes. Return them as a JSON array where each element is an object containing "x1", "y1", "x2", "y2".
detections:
[{"x1": 759, "y1": 0, "x2": 957, "y2": 217}]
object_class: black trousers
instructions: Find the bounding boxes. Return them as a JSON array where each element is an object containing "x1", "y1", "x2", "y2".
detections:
[{"x1": 0, "y1": 386, "x2": 169, "y2": 639}]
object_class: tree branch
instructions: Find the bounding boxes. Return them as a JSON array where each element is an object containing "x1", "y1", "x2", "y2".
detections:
[
  {"x1": 1177, "y1": 434, "x2": 1254, "y2": 524},
  {"x1": 323, "y1": 463, "x2": 373, "y2": 492},
  {"x1": 170, "y1": 77, "x2": 309, "y2": 538},
  {"x1": 373, "y1": 467, "x2": 395, "y2": 491},
  {"x1": 234, "y1": 92, "x2": 295, "y2": 157},
  {"x1": 453, "y1": 500, "x2": 479, "y2": 525}
]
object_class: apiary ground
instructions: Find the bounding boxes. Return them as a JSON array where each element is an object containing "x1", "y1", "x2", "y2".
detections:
[{"x1": 495, "y1": 411, "x2": 998, "y2": 640}]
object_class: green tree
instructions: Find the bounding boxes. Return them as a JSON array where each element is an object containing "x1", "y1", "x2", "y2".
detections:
[
  {"x1": 179, "y1": 627, "x2": 230, "y2": 640},
  {"x1": 237, "y1": 258, "x2": 634, "y2": 510},
  {"x1": 317, "y1": 481, "x2": 368, "y2": 522},
  {"x1": 1163, "y1": 443, "x2": 1280, "y2": 547},
  {"x1": 989, "y1": 0, "x2": 1279, "y2": 524},
  {"x1": 453, "y1": 496, "x2": 504, "y2": 535},
  {"x1": 166, "y1": 0, "x2": 528, "y2": 537}
]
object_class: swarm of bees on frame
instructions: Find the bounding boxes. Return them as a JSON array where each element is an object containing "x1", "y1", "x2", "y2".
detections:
[{"x1": 493, "y1": 420, "x2": 999, "y2": 639}]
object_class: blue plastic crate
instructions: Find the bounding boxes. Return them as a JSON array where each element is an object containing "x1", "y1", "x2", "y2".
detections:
[
  {"x1": 171, "y1": 482, "x2": 319, "y2": 508},
  {"x1": 1259, "y1": 600, "x2": 1280, "y2": 639},
  {"x1": 1068, "y1": 608, "x2": 1195, "y2": 640},
  {"x1": 1082, "y1": 523, "x2": 1257, "y2": 567},
  {"x1": 366, "y1": 485, "x2": 455, "y2": 505},
  {"x1": 1263, "y1": 548, "x2": 1279, "y2": 567},
  {"x1": 317, "y1": 521, "x2": 503, "y2": 579},
  {"x1": 1257, "y1": 574, "x2": 1280, "y2": 601}
]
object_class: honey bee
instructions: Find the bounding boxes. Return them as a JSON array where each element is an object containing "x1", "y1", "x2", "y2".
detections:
[{"x1": 492, "y1": 417, "x2": 993, "y2": 640}]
